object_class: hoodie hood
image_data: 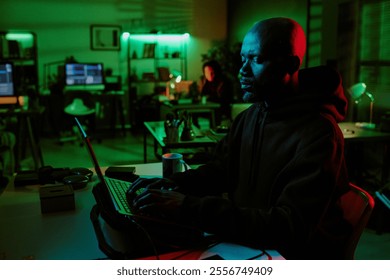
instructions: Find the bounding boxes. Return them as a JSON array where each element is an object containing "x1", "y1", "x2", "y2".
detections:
[
  {"x1": 298, "y1": 65, "x2": 348, "y2": 122},
  {"x1": 264, "y1": 66, "x2": 348, "y2": 123}
]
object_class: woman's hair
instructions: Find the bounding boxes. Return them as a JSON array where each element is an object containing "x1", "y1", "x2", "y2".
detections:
[{"x1": 202, "y1": 60, "x2": 222, "y2": 77}]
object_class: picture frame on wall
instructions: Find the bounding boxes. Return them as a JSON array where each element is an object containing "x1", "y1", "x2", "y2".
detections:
[{"x1": 90, "y1": 25, "x2": 121, "y2": 51}]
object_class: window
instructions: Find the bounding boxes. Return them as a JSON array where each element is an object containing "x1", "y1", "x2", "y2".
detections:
[{"x1": 358, "y1": 1, "x2": 390, "y2": 118}]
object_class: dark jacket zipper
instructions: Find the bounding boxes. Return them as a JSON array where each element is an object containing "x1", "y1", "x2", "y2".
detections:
[{"x1": 249, "y1": 103, "x2": 269, "y2": 187}]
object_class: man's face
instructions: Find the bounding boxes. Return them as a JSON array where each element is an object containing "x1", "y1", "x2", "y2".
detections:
[{"x1": 239, "y1": 30, "x2": 288, "y2": 103}]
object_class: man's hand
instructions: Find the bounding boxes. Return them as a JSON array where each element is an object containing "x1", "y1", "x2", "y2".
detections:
[
  {"x1": 132, "y1": 189, "x2": 185, "y2": 220},
  {"x1": 126, "y1": 177, "x2": 181, "y2": 219},
  {"x1": 127, "y1": 177, "x2": 176, "y2": 199}
]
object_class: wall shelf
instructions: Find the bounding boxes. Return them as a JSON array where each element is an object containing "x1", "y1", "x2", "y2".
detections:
[
  {"x1": 128, "y1": 33, "x2": 189, "y2": 92},
  {"x1": 0, "y1": 31, "x2": 38, "y2": 97}
]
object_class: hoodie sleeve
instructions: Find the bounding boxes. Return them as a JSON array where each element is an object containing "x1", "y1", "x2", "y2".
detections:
[{"x1": 168, "y1": 136, "x2": 230, "y2": 196}]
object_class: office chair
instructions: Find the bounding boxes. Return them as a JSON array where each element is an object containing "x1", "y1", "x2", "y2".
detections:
[
  {"x1": 338, "y1": 183, "x2": 375, "y2": 259},
  {"x1": 0, "y1": 144, "x2": 9, "y2": 170},
  {"x1": 231, "y1": 103, "x2": 252, "y2": 120},
  {"x1": 59, "y1": 90, "x2": 96, "y2": 145},
  {"x1": 373, "y1": 187, "x2": 390, "y2": 234},
  {"x1": 0, "y1": 128, "x2": 15, "y2": 175},
  {"x1": 0, "y1": 145, "x2": 9, "y2": 183}
]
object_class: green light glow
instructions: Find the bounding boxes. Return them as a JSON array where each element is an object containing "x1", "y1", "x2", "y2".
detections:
[
  {"x1": 122, "y1": 32, "x2": 130, "y2": 40},
  {"x1": 6, "y1": 33, "x2": 34, "y2": 42},
  {"x1": 130, "y1": 33, "x2": 190, "y2": 43}
]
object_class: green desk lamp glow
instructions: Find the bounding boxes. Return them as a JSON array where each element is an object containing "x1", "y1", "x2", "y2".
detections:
[{"x1": 349, "y1": 82, "x2": 376, "y2": 129}]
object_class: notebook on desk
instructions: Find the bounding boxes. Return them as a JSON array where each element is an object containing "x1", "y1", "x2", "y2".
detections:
[{"x1": 74, "y1": 117, "x2": 203, "y2": 249}]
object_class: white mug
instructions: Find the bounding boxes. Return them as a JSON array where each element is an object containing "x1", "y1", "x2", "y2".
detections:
[{"x1": 162, "y1": 153, "x2": 188, "y2": 178}]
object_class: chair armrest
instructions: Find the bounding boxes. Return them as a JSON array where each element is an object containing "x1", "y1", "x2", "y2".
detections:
[{"x1": 375, "y1": 191, "x2": 390, "y2": 210}]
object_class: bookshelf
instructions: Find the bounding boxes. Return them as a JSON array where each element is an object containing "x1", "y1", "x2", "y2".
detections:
[{"x1": 128, "y1": 33, "x2": 189, "y2": 96}]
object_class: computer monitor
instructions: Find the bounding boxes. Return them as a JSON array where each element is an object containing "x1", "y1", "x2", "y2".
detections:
[
  {"x1": 0, "y1": 62, "x2": 20, "y2": 107},
  {"x1": 64, "y1": 63, "x2": 105, "y2": 91},
  {"x1": 0, "y1": 62, "x2": 15, "y2": 97}
]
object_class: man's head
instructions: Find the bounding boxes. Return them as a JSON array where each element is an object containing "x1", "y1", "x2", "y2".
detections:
[{"x1": 239, "y1": 17, "x2": 306, "y2": 103}]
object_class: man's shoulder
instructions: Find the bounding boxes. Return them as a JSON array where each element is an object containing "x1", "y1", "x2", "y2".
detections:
[{"x1": 303, "y1": 113, "x2": 343, "y2": 139}]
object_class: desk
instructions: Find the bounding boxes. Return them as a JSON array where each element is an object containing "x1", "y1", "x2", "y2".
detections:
[
  {"x1": 339, "y1": 122, "x2": 390, "y2": 185},
  {"x1": 0, "y1": 107, "x2": 45, "y2": 171},
  {"x1": 39, "y1": 91, "x2": 126, "y2": 139},
  {"x1": 160, "y1": 100, "x2": 220, "y2": 128},
  {"x1": 145, "y1": 121, "x2": 390, "y2": 181},
  {"x1": 0, "y1": 162, "x2": 283, "y2": 260},
  {"x1": 137, "y1": 242, "x2": 283, "y2": 260},
  {"x1": 339, "y1": 122, "x2": 390, "y2": 142},
  {"x1": 143, "y1": 121, "x2": 220, "y2": 163}
]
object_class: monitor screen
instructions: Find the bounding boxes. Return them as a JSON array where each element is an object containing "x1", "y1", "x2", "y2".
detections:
[
  {"x1": 0, "y1": 62, "x2": 15, "y2": 97},
  {"x1": 64, "y1": 63, "x2": 104, "y2": 90}
]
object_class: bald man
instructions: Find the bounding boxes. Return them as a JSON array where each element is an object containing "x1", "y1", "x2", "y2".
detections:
[{"x1": 127, "y1": 17, "x2": 351, "y2": 259}]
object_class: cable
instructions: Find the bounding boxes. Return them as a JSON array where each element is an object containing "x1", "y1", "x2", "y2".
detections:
[
  {"x1": 264, "y1": 251, "x2": 273, "y2": 260},
  {"x1": 171, "y1": 240, "x2": 222, "y2": 260},
  {"x1": 247, "y1": 251, "x2": 266, "y2": 260},
  {"x1": 247, "y1": 250, "x2": 273, "y2": 260},
  {"x1": 126, "y1": 216, "x2": 160, "y2": 260},
  {"x1": 245, "y1": 246, "x2": 274, "y2": 260}
]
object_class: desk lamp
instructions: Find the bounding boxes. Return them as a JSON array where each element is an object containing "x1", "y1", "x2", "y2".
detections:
[
  {"x1": 64, "y1": 98, "x2": 95, "y2": 116},
  {"x1": 349, "y1": 82, "x2": 376, "y2": 129},
  {"x1": 167, "y1": 70, "x2": 182, "y2": 100}
]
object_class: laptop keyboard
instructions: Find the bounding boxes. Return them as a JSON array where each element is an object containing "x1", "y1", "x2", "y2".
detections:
[
  {"x1": 105, "y1": 177, "x2": 132, "y2": 214},
  {"x1": 105, "y1": 177, "x2": 144, "y2": 215}
]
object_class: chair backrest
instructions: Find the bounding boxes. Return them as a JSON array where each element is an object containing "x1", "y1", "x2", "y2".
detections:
[
  {"x1": 231, "y1": 103, "x2": 252, "y2": 120},
  {"x1": 338, "y1": 183, "x2": 375, "y2": 259},
  {"x1": 0, "y1": 145, "x2": 10, "y2": 179}
]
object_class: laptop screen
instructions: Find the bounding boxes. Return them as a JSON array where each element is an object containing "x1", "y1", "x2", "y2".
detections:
[{"x1": 74, "y1": 117, "x2": 105, "y2": 181}]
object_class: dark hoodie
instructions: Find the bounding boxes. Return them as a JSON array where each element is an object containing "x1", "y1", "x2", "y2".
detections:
[{"x1": 170, "y1": 66, "x2": 351, "y2": 260}]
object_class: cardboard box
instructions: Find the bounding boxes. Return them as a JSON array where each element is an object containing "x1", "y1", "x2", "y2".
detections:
[{"x1": 39, "y1": 184, "x2": 75, "y2": 213}]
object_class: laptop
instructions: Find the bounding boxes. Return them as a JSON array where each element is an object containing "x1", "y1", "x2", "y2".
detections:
[
  {"x1": 75, "y1": 117, "x2": 204, "y2": 229},
  {"x1": 74, "y1": 117, "x2": 140, "y2": 216},
  {"x1": 74, "y1": 117, "x2": 204, "y2": 246}
]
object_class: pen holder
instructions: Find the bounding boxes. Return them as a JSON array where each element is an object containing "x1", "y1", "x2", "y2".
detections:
[
  {"x1": 165, "y1": 126, "x2": 179, "y2": 143},
  {"x1": 180, "y1": 112, "x2": 195, "y2": 141},
  {"x1": 180, "y1": 125, "x2": 195, "y2": 141}
]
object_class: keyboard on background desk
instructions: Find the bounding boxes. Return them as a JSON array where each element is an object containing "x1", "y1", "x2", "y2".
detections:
[{"x1": 206, "y1": 128, "x2": 228, "y2": 142}]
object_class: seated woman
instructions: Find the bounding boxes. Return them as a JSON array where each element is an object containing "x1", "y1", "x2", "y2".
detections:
[{"x1": 193, "y1": 60, "x2": 234, "y2": 128}]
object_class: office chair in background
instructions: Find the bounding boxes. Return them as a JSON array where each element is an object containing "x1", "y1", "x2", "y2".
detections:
[
  {"x1": 339, "y1": 183, "x2": 375, "y2": 259},
  {"x1": 0, "y1": 145, "x2": 10, "y2": 190},
  {"x1": 0, "y1": 130, "x2": 15, "y2": 191},
  {"x1": 59, "y1": 90, "x2": 96, "y2": 145}
]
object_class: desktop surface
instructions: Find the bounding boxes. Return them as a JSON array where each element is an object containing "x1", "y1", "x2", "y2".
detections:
[
  {"x1": 0, "y1": 163, "x2": 162, "y2": 260},
  {"x1": 339, "y1": 122, "x2": 390, "y2": 141},
  {"x1": 0, "y1": 163, "x2": 283, "y2": 260},
  {"x1": 0, "y1": 179, "x2": 104, "y2": 260}
]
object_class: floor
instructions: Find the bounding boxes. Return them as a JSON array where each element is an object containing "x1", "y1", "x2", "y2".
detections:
[{"x1": 18, "y1": 127, "x2": 390, "y2": 260}]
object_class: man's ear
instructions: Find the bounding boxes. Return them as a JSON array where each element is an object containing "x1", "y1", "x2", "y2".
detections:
[{"x1": 286, "y1": 56, "x2": 300, "y2": 74}]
